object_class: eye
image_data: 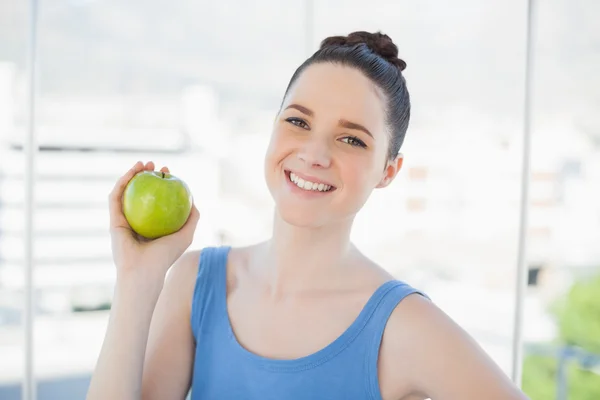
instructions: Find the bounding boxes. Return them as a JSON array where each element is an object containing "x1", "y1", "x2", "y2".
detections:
[
  {"x1": 286, "y1": 117, "x2": 310, "y2": 130},
  {"x1": 340, "y1": 136, "x2": 367, "y2": 148}
]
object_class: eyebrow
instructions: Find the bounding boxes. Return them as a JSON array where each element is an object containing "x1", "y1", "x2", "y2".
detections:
[
  {"x1": 285, "y1": 103, "x2": 313, "y2": 116},
  {"x1": 338, "y1": 119, "x2": 373, "y2": 139},
  {"x1": 284, "y1": 103, "x2": 374, "y2": 139}
]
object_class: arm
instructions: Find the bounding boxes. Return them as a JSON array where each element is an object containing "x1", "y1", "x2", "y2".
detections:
[
  {"x1": 87, "y1": 252, "x2": 199, "y2": 400},
  {"x1": 382, "y1": 295, "x2": 530, "y2": 400},
  {"x1": 86, "y1": 161, "x2": 200, "y2": 400},
  {"x1": 141, "y1": 251, "x2": 201, "y2": 399},
  {"x1": 86, "y1": 270, "x2": 164, "y2": 400}
]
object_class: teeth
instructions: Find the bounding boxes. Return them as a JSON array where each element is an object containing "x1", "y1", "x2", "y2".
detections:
[{"x1": 289, "y1": 172, "x2": 332, "y2": 192}]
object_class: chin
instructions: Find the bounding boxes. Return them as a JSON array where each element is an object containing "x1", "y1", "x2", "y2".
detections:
[{"x1": 275, "y1": 202, "x2": 330, "y2": 229}]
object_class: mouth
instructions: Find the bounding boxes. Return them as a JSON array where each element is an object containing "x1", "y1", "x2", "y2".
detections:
[{"x1": 285, "y1": 170, "x2": 337, "y2": 193}]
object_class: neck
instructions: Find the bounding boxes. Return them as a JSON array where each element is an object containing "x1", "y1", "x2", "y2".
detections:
[{"x1": 258, "y1": 210, "x2": 356, "y2": 297}]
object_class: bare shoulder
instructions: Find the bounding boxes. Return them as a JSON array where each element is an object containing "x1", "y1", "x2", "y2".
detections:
[
  {"x1": 223, "y1": 241, "x2": 269, "y2": 279},
  {"x1": 167, "y1": 243, "x2": 262, "y2": 296},
  {"x1": 166, "y1": 249, "x2": 202, "y2": 284},
  {"x1": 350, "y1": 246, "x2": 397, "y2": 288},
  {"x1": 378, "y1": 294, "x2": 529, "y2": 400},
  {"x1": 161, "y1": 250, "x2": 203, "y2": 309}
]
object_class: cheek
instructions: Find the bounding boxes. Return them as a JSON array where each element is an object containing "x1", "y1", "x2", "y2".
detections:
[
  {"x1": 265, "y1": 130, "x2": 290, "y2": 163},
  {"x1": 264, "y1": 130, "x2": 292, "y2": 188},
  {"x1": 341, "y1": 155, "x2": 381, "y2": 192},
  {"x1": 264, "y1": 136, "x2": 281, "y2": 174},
  {"x1": 334, "y1": 168, "x2": 369, "y2": 215}
]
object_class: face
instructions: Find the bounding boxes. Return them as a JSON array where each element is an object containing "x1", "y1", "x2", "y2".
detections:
[{"x1": 264, "y1": 63, "x2": 403, "y2": 228}]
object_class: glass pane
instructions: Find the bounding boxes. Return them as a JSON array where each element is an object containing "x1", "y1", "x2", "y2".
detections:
[
  {"x1": 0, "y1": 2, "x2": 29, "y2": 399},
  {"x1": 522, "y1": 1, "x2": 600, "y2": 398},
  {"x1": 27, "y1": 0, "x2": 305, "y2": 398},
  {"x1": 314, "y1": 0, "x2": 526, "y2": 376}
]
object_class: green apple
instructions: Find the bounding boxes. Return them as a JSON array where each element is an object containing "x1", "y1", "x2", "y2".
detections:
[{"x1": 122, "y1": 170, "x2": 193, "y2": 239}]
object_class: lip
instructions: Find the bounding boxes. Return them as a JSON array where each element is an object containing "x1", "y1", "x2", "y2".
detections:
[
  {"x1": 284, "y1": 170, "x2": 337, "y2": 196},
  {"x1": 285, "y1": 169, "x2": 336, "y2": 188}
]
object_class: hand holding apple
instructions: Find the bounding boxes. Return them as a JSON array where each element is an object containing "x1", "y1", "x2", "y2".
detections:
[
  {"x1": 108, "y1": 161, "x2": 200, "y2": 281},
  {"x1": 123, "y1": 170, "x2": 193, "y2": 239}
]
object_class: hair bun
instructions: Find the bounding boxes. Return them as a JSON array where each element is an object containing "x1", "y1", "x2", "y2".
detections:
[{"x1": 320, "y1": 31, "x2": 407, "y2": 71}]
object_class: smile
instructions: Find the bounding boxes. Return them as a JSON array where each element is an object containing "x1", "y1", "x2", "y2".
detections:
[{"x1": 286, "y1": 171, "x2": 336, "y2": 192}]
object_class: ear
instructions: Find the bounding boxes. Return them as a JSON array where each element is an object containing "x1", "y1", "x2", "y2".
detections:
[{"x1": 376, "y1": 153, "x2": 404, "y2": 188}]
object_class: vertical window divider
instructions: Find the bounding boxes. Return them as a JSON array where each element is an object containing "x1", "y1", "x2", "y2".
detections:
[
  {"x1": 24, "y1": 0, "x2": 40, "y2": 399},
  {"x1": 512, "y1": 0, "x2": 537, "y2": 387}
]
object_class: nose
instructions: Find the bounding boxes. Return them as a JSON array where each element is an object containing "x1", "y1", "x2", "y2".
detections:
[{"x1": 297, "y1": 137, "x2": 331, "y2": 168}]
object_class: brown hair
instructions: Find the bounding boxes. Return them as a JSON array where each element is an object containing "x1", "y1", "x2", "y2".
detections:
[{"x1": 282, "y1": 31, "x2": 410, "y2": 160}]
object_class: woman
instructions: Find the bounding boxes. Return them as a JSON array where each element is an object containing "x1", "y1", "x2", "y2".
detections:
[{"x1": 87, "y1": 31, "x2": 529, "y2": 400}]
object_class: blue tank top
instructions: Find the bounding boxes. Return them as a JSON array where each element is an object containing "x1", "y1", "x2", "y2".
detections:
[{"x1": 190, "y1": 246, "x2": 429, "y2": 400}]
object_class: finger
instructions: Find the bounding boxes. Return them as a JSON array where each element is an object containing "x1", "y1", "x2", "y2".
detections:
[
  {"x1": 108, "y1": 164, "x2": 142, "y2": 228},
  {"x1": 129, "y1": 161, "x2": 145, "y2": 175},
  {"x1": 159, "y1": 166, "x2": 169, "y2": 174},
  {"x1": 145, "y1": 161, "x2": 155, "y2": 171}
]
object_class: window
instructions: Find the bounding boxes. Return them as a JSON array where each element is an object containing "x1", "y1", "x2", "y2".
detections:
[{"x1": 2, "y1": 1, "x2": 599, "y2": 399}]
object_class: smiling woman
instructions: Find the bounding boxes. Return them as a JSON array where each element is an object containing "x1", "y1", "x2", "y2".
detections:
[
  {"x1": 86, "y1": 31, "x2": 529, "y2": 400},
  {"x1": 265, "y1": 62, "x2": 397, "y2": 228}
]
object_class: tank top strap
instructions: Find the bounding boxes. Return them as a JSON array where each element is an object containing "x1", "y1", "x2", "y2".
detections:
[
  {"x1": 190, "y1": 245, "x2": 231, "y2": 341},
  {"x1": 361, "y1": 280, "x2": 430, "y2": 399}
]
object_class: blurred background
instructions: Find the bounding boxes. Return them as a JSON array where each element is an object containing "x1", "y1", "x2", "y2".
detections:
[{"x1": 0, "y1": 0, "x2": 599, "y2": 399}]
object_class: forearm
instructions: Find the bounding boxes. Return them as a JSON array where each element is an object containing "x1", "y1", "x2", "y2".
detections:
[{"x1": 87, "y1": 274, "x2": 164, "y2": 400}]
